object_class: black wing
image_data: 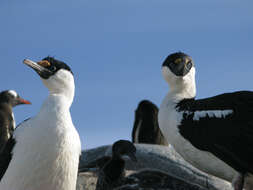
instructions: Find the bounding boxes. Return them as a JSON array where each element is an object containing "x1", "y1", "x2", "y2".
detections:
[
  {"x1": 0, "y1": 136, "x2": 15, "y2": 180},
  {"x1": 177, "y1": 91, "x2": 253, "y2": 174},
  {"x1": 0, "y1": 111, "x2": 12, "y2": 154},
  {"x1": 0, "y1": 117, "x2": 31, "y2": 180},
  {"x1": 0, "y1": 106, "x2": 16, "y2": 180}
]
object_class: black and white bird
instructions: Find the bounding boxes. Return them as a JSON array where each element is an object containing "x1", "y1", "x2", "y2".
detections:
[
  {"x1": 95, "y1": 140, "x2": 137, "y2": 190},
  {"x1": 132, "y1": 100, "x2": 168, "y2": 146},
  {"x1": 158, "y1": 52, "x2": 253, "y2": 190},
  {"x1": 0, "y1": 57, "x2": 81, "y2": 190},
  {"x1": 0, "y1": 90, "x2": 30, "y2": 153}
]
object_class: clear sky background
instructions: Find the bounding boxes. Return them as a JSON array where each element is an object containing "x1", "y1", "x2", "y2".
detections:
[{"x1": 0, "y1": 0, "x2": 252, "y2": 149}]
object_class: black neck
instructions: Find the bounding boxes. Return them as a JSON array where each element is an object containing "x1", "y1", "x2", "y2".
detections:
[{"x1": 103, "y1": 155, "x2": 125, "y2": 183}]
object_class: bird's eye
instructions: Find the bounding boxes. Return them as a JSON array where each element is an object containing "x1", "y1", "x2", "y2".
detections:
[
  {"x1": 51, "y1": 66, "x2": 56, "y2": 71},
  {"x1": 186, "y1": 61, "x2": 192, "y2": 69}
]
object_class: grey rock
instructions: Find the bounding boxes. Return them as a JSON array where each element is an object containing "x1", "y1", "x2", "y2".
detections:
[
  {"x1": 77, "y1": 144, "x2": 232, "y2": 190},
  {"x1": 77, "y1": 172, "x2": 97, "y2": 190},
  {"x1": 77, "y1": 170, "x2": 135, "y2": 190}
]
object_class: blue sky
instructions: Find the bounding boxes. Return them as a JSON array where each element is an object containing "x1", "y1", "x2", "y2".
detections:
[{"x1": 0, "y1": 0, "x2": 252, "y2": 149}]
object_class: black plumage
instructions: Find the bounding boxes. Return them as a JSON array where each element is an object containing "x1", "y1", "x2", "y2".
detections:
[
  {"x1": 0, "y1": 137, "x2": 15, "y2": 180},
  {"x1": 0, "y1": 103, "x2": 14, "y2": 153},
  {"x1": 78, "y1": 156, "x2": 111, "y2": 173},
  {"x1": 162, "y1": 52, "x2": 193, "y2": 77},
  {"x1": 23, "y1": 56, "x2": 73, "y2": 79},
  {"x1": 132, "y1": 100, "x2": 168, "y2": 146},
  {"x1": 0, "y1": 90, "x2": 30, "y2": 180},
  {"x1": 176, "y1": 91, "x2": 253, "y2": 175},
  {"x1": 42, "y1": 56, "x2": 73, "y2": 75},
  {"x1": 0, "y1": 90, "x2": 30, "y2": 153},
  {"x1": 95, "y1": 140, "x2": 137, "y2": 190}
]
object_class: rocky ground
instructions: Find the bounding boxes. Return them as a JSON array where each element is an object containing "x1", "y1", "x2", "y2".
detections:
[{"x1": 77, "y1": 144, "x2": 233, "y2": 190}]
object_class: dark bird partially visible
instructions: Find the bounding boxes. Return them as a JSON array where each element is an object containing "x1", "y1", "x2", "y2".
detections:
[
  {"x1": 95, "y1": 140, "x2": 137, "y2": 190},
  {"x1": 132, "y1": 100, "x2": 168, "y2": 146},
  {"x1": 78, "y1": 155, "x2": 111, "y2": 173},
  {"x1": 0, "y1": 90, "x2": 30, "y2": 153}
]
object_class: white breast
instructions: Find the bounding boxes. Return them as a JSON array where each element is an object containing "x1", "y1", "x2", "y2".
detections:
[
  {"x1": 0, "y1": 96, "x2": 81, "y2": 190},
  {"x1": 158, "y1": 95, "x2": 237, "y2": 182},
  {"x1": 11, "y1": 112, "x2": 15, "y2": 129}
]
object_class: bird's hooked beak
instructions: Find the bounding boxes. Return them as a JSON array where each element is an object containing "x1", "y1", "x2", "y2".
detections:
[
  {"x1": 162, "y1": 56, "x2": 193, "y2": 77},
  {"x1": 23, "y1": 59, "x2": 53, "y2": 79}
]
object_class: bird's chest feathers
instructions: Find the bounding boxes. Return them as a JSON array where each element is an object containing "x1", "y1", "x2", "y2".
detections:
[
  {"x1": 159, "y1": 95, "x2": 202, "y2": 158},
  {"x1": 10, "y1": 105, "x2": 81, "y2": 189},
  {"x1": 159, "y1": 96, "x2": 183, "y2": 146},
  {"x1": 29, "y1": 110, "x2": 80, "y2": 164},
  {"x1": 11, "y1": 112, "x2": 15, "y2": 130},
  {"x1": 104, "y1": 160, "x2": 125, "y2": 185}
]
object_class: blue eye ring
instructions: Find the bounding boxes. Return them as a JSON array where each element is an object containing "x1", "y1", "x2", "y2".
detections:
[
  {"x1": 186, "y1": 61, "x2": 192, "y2": 69},
  {"x1": 51, "y1": 66, "x2": 57, "y2": 71}
]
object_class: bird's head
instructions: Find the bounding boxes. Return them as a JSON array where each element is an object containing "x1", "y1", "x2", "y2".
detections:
[
  {"x1": 134, "y1": 100, "x2": 158, "y2": 130},
  {"x1": 23, "y1": 57, "x2": 75, "y2": 103},
  {"x1": 162, "y1": 52, "x2": 196, "y2": 97},
  {"x1": 0, "y1": 90, "x2": 31, "y2": 107},
  {"x1": 112, "y1": 140, "x2": 137, "y2": 162},
  {"x1": 136, "y1": 100, "x2": 158, "y2": 119}
]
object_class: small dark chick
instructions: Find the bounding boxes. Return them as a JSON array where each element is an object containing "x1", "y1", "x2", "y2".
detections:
[{"x1": 95, "y1": 140, "x2": 137, "y2": 190}]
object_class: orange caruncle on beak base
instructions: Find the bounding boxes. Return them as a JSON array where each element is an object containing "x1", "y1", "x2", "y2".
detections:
[
  {"x1": 37, "y1": 60, "x2": 51, "y2": 67},
  {"x1": 174, "y1": 58, "x2": 182, "y2": 64}
]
